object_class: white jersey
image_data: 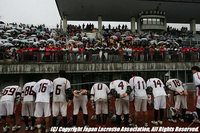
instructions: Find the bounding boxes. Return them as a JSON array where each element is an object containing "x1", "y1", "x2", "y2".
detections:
[
  {"x1": 53, "y1": 77, "x2": 71, "y2": 102},
  {"x1": 166, "y1": 79, "x2": 184, "y2": 92},
  {"x1": 193, "y1": 72, "x2": 200, "y2": 96},
  {"x1": 110, "y1": 80, "x2": 130, "y2": 100},
  {"x1": 32, "y1": 79, "x2": 53, "y2": 103},
  {"x1": 129, "y1": 76, "x2": 148, "y2": 99},
  {"x1": 1, "y1": 85, "x2": 21, "y2": 102},
  {"x1": 22, "y1": 81, "x2": 36, "y2": 102},
  {"x1": 147, "y1": 78, "x2": 166, "y2": 97},
  {"x1": 91, "y1": 83, "x2": 110, "y2": 101}
]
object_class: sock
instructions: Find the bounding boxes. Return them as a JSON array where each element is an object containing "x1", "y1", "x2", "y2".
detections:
[
  {"x1": 97, "y1": 115, "x2": 101, "y2": 125},
  {"x1": 116, "y1": 115, "x2": 121, "y2": 127},
  {"x1": 63, "y1": 117, "x2": 67, "y2": 127},
  {"x1": 31, "y1": 117, "x2": 36, "y2": 127},
  {"x1": 182, "y1": 109, "x2": 186, "y2": 119},
  {"x1": 160, "y1": 109, "x2": 164, "y2": 121},
  {"x1": 52, "y1": 117, "x2": 57, "y2": 126},
  {"x1": 196, "y1": 108, "x2": 200, "y2": 120},
  {"x1": 102, "y1": 114, "x2": 107, "y2": 125},
  {"x1": 83, "y1": 114, "x2": 88, "y2": 125},
  {"x1": 23, "y1": 116, "x2": 29, "y2": 127},
  {"x1": 154, "y1": 109, "x2": 158, "y2": 121},
  {"x1": 124, "y1": 114, "x2": 129, "y2": 127},
  {"x1": 73, "y1": 115, "x2": 77, "y2": 126}
]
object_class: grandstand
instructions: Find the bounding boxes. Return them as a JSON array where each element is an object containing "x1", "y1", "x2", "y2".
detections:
[{"x1": 0, "y1": 0, "x2": 200, "y2": 131}]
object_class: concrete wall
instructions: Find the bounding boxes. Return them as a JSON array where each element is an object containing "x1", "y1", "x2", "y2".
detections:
[{"x1": 0, "y1": 62, "x2": 199, "y2": 74}]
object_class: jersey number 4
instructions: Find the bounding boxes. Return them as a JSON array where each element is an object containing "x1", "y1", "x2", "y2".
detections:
[{"x1": 118, "y1": 82, "x2": 124, "y2": 90}]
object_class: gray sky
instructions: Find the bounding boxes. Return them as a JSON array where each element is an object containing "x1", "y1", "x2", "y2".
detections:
[{"x1": 0, "y1": 0, "x2": 199, "y2": 30}]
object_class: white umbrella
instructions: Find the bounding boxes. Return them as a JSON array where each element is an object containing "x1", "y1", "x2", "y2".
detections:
[
  {"x1": 72, "y1": 36, "x2": 78, "y2": 40},
  {"x1": 110, "y1": 35, "x2": 118, "y2": 40},
  {"x1": 68, "y1": 39, "x2": 75, "y2": 43},
  {"x1": 6, "y1": 30, "x2": 14, "y2": 33},
  {"x1": 31, "y1": 34, "x2": 37, "y2": 37},
  {"x1": 47, "y1": 39, "x2": 55, "y2": 44},
  {"x1": 141, "y1": 38, "x2": 148, "y2": 41},
  {"x1": 21, "y1": 40, "x2": 29, "y2": 43},
  {"x1": 82, "y1": 37, "x2": 88, "y2": 40},
  {"x1": 3, "y1": 43, "x2": 14, "y2": 47},
  {"x1": 134, "y1": 37, "x2": 140, "y2": 41},
  {"x1": 4, "y1": 33, "x2": 11, "y2": 36}
]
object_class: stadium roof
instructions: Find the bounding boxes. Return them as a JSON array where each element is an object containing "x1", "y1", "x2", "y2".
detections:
[{"x1": 55, "y1": 0, "x2": 200, "y2": 23}]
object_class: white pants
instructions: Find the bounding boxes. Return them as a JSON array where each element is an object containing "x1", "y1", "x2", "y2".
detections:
[
  {"x1": 154, "y1": 96, "x2": 166, "y2": 110},
  {"x1": 0, "y1": 101, "x2": 15, "y2": 116},
  {"x1": 34, "y1": 102, "x2": 51, "y2": 117},
  {"x1": 52, "y1": 102, "x2": 68, "y2": 117}
]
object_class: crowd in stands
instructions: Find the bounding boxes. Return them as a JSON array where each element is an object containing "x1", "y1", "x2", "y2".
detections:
[{"x1": 0, "y1": 22, "x2": 200, "y2": 62}]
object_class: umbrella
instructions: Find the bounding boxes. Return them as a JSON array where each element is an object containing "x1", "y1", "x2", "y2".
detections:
[
  {"x1": 39, "y1": 40, "x2": 47, "y2": 43},
  {"x1": 121, "y1": 34, "x2": 126, "y2": 37},
  {"x1": 47, "y1": 39, "x2": 55, "y2": 44},
  {"x1": 68, "y1": 39, "x2": 75, "y2": 43},
  {"x1": 3, "y1": 43, "x2": 14, "y2": 47},
  {"x1": 25, "y1": 28, "x2": 30, "y2": 31},
  {"x1": 31, "y1": 34, "x2": 37, "y2": 37},
  {"x1": 141, "y1": 38, "x2": 148, "y2": 41},
  {"x1": 110, "y1": 35, "x2": 118, "y2": 40},
  {"x1": 21, "y1": 40, "x2": 29, "y2": 43},
  {"x1": 82, "y1": 37, "x2": 88, "y2": 40},
  {"x1": 115, "y1": 32, "x2": 121, "y2": 36},
  {"x1": 126, "y1": 36, "x2": 133, "y2": 40},
  {"x1": 6, "y1": 30, "x2": 14, "y2": 33},
  {"x1": 77, "y1": 42, "x2": 83, "y2": 46},
  {"x1": 72, "y1": 36, "x2": 78, "y2": 40},
  {"x1": 134, "y1": 37, "x2": 140, "y2": 41},
  {"x1": 4, "y1": 33, "x2": 11, "y2": 36}
]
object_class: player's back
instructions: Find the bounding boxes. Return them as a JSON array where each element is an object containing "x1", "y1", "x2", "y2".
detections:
[
  {"x1": 91, "y1": 83, "x2": 110, "y2": 101},
  {"x1": 166, "y1": 79, "x2": 184, "y2": 92},
  {"x1": 32, "y1": 79, "x2": 53, "y2": 103},
  {"x1": 193, "y1": 72, "x2": 200, "y2": 86},
  {"x1": 53, "y1": 77, "x2": 70, "y2": 102},
  {"x1": 22, "y1": 81, "x2": 36, "y2": 102},
  {"x1": 147, "y1": 78, "x2": 166, "y2": 97},
  {"x1": 1, "y1": 85, "x2": 21, "y2": 102},
  {"x1": 129, "y1": 76, "x2": 147, "y2": 98},
  {"x1": 110, "y1": 80, "x2": 130, "y2": 100}
]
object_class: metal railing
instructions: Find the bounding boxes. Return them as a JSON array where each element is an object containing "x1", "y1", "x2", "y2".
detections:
[{"x1": 0, "y1": 51, "x2": 199, "y2": 63}]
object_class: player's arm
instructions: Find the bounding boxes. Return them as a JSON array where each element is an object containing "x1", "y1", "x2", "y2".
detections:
[
  {"x1": 65, "y1": 88, "x2": 73, "y2": 100},
  {"x1": 126, "y1": 86, "x2": 132, "y2": 95},
  {"x1": 110, "y1": 89, "x2": 120, "y2": 98}
]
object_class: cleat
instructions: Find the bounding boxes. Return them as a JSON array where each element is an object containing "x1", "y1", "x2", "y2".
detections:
[
  {"x1": 144, "y1": 123, "x2": 148, "y2": 127},
  {"x1": 12, "y1": 125, "x2": 21, "y2": 131},
  {"x1": 38, "y1": 128, "x2": 42, "y2": 133},
  {"x1": 30, "y1": 126, "x2": 36, "y2": 131},
  {"x1": 151, "y1": 121, "x2": 158, "y2": 126},
  {"x1": 91, "y1": 115, "x2": 97, "y2": 120},
  {"x1": 179, "y1": 118, "x2": 184, "y2": 123},
  {"x1": 3, "y1": 126, "x2": 9, "y2": 133},
  {"x1": 194, "y1": 119, "x2": 200, "y2": 124},
  {"x1": 168, "y1": 119, "x2": 177, "y2": 123},
  {"x1": 25, "y1": 126, "x2": 29, "y2": 131},
  {"x1": 45, "y1": 128, "x2": 50, "y2": 133},
  {"x1": 129, "y1": 123, "x2": 137, "y2": 127},
  {"x1": 158, "y1": 120, "x2": 163, "y2": 125},
  {"x1": 170, "y1": 107, "x2": 177, "y2": 116}
]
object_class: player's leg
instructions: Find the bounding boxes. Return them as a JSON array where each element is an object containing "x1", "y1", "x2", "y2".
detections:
[
  {"x1": 81, "y1": 96, "x2": 88, "y2": 126},
  {"x1": 34, "y1": 102, "x2": 43, "y2": 133},
  {"x1": 134, "y1": 97, "x2": 142, "y2": 127},
  {"x1": 152, "y1": 96, "x2": 159, "y2": 126},
  {"x1": 44, "y1": 102, "x2": 51, "y2": 133},
  {"x1": 123, "y1": 100, "x2": 129, "y2": 127},
  {"x1": 115, "y1": 99, "x2": 122, "y2": 127},
  {"x1": 52, "y1": 102, "x2": 59, "y2": 126},
  {"x1": 159, "y1": 96, "x2": 166, "y2": 125},
  {"x1": 60, "y1": 102, "x2": 68, "y2": 127},
  {"x1": 22, "y1": 102, "x2": 29, "y2": 130},
  {"x1": 102, "y1": 101, "x2": 108, "y2": 127},
  {"x1": 96, "y1": 100, "x2": 101, "y2": 127},
  {"x1": 0, "y1": 102, "x2": 8, "y2": 132},
  {"x1": 180, "y1": 96, "x2": 187, "y2": 122},
  {"x1": 7, "y1": 101, "x2": 21, "y2": 131},
  {"x1": 30, "y1": 101, "x2": 36, "y2": 130},
  {"x1": 142, "y1": 99, "x2": 148, "y2": 127},
  {"x1": 172, "y1": 95, "x2": 180, "y2": 123},
  {"x1": 73, "y1": 97, "x2": 80, "y2": 126}
]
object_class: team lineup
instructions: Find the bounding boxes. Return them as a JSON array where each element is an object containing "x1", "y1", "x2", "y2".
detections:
[{"x1": 0, "y1": 67, "x2": 200, "y2": 133}]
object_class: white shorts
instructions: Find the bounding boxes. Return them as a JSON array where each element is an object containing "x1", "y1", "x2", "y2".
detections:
[
  {"x1": 0, "y1": 101, "x2": 15, "y2": 116},
  {"x1": 34, "y1": 102, "x2": 51, "y2": 117},
  {"x1": 154, "y1": 96, "x2": 166, "y2": 110},
  {"x1": 95, "y1": 99, "x2": 108, "y2": 115},
  {"x1": 52, "y1": 102, "x2": 68, "y2": 117},
  {"x1": 134, "y1": 97, "x2": 147, "y2": 112},
  {"x1": 22, "y1": 101, "x2": 35, "y2": 117},
  {"x1": 115, "y1": 99, "x2": 129, "y2": 115},
  {"x1": 73, "y1": 95, "x2": 88, "y2": 115},
  {"x1": 174, "y1": 95, "x2": 187, "y2": 109}
]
